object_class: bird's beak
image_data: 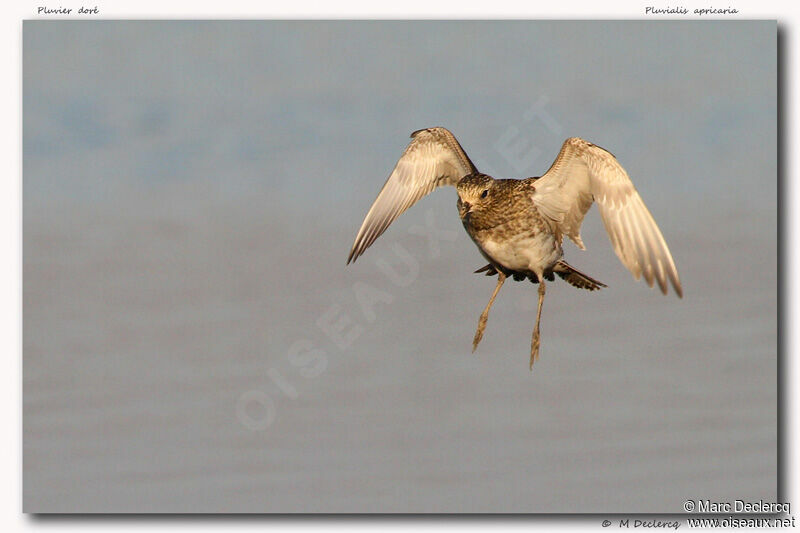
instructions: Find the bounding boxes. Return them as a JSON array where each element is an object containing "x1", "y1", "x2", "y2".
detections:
[{"x1": 458, "y1": 200, "x2": 471, "y2": 219}]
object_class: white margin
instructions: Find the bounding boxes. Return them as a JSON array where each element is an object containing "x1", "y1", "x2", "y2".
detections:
[{"x1": 4, "y1": 1, "x2": 795, "y2": 531}]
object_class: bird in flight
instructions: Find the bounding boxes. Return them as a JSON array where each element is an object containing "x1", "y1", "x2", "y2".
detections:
[{"x1": 347, "y1": 127, "x2": 682, "y2": 369}]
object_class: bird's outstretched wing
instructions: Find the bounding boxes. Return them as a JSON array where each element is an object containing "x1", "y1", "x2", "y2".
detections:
[
  {"x1": 347, "y1": 127, "x2": 477, "y2": 264},
  {"x1": 532, "y1": 137, "x2": 682, "y2": 297}
]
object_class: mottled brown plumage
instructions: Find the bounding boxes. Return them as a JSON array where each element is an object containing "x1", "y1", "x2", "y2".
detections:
[
  {"x1": 348, "y1": 127, "x2": 681, "y2": 369},
  {"x1": 456, "y1": 174, "x2": 606, "y2": 288}
]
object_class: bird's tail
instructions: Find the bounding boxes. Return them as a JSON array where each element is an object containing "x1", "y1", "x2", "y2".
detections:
[{"x1": 553, "y1": 260, "x2": 606, "y2": 291}]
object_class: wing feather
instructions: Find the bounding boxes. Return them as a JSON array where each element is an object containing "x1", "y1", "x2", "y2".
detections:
[
  {"x1": 347, "y1": 127, "x2": 476, "y2": 263},
  {"x1": 532, "y1": 137, "x2": 682, "y2": 297}
]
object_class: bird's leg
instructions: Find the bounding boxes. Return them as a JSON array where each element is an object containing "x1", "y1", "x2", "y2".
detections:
[
  {"x1": 472, "y1": 272, "x2": 506, "y2": 352},
  {"x1": 530, "y1": 280, "x2": 546, "y2": 370}
]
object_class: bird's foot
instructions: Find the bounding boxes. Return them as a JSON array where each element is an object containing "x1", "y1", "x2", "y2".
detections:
[
  {"x1": 472, "y1": 315, "x2": 488, "y2": 352},
  {"x1": 529, "y1": 328, "x2": 541, "y2": 370}
]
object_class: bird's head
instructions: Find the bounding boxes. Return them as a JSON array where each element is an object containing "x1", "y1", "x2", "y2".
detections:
[{"x1": 456, "y1": 173, "x2": 495, "y2": 220}]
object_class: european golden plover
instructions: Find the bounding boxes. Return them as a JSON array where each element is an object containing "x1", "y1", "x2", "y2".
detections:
[{"x1": 348, "y1": 127, "x2": 682, "y2": 368}]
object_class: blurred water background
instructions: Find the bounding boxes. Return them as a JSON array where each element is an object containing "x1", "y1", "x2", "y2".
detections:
[{"x1": 23, "y1": 21, "x2": 777, "y2": 512}]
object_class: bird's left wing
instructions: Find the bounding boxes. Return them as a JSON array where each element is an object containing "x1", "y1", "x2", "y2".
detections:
[
  {"x1": 347, "y1": 127, "x2": 476, "y2": 263},
  {"x1": 532, "y1": 137, "x2": 682, "y2": 297}
]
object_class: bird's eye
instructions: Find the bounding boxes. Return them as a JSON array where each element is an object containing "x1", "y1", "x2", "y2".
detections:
[{"x1": 480, "y1": 189, "x2": 489, "y2": 199}]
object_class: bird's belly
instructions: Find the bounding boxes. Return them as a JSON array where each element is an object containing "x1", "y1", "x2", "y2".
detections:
[{"x1": 478, "y1": 231, "x2": 561, "y2": 274}]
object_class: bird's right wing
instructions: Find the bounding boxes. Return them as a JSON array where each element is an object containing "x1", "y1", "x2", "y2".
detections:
[
  {"x1": 532, "y1": 137, "x2": 682, "y2": 297},
  {"x1": 347, "y1": 127, "x2": 476, "y2": 263}
]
